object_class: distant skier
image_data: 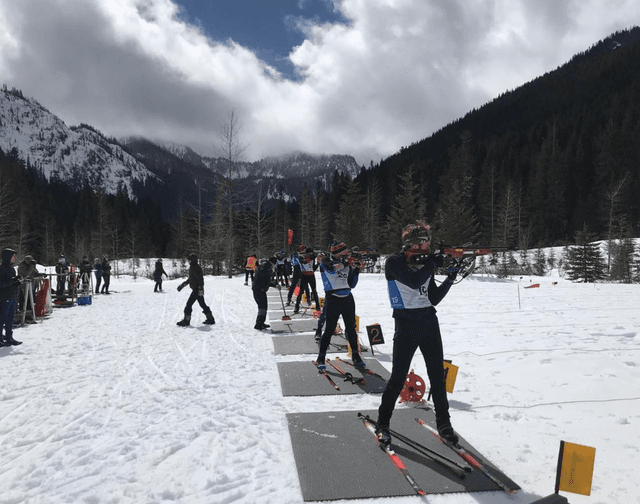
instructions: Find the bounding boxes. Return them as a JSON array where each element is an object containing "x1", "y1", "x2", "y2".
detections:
[
  {"x1": 79, "y1": 256, "x2": 92, "y2": 294},
  {"x1": 293, "y1": 246, "x2": 320, "y2": 314},
  {"x1": 243, "y1": 254, "x2": 257, "y2": 285},
  {"x1": 93, "y1": 258, "x2": 103, "y2": 294},
  {"x1": 101, "y1": 256, "x2": 111, "y2": 294},
  {"x1": 0, "y1": 248, "x2": 22, "y2": 346},
  {"x1": 252, "y1": 257, "x2": 277, "y2": 330},
  {"x1": 176, "y1": 253, "x2": 215, "y2": 326},
  {"x1": 55, "y1": 254, "x2": 68, "y2": 297},
  {"x1": 375, "y1": 221, "x2": 458, "y2": 447},
  {"x1": 153, "y1": 259, "x2": 168, "y2": 292}
]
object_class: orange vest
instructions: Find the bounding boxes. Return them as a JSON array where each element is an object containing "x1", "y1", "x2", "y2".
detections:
[{"x1": 246, "y1": 256, "x2": 257, "y2": 271}]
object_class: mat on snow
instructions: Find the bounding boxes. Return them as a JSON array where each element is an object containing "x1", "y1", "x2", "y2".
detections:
[
  {"x1": 272, "y1": 333, "x2": 353, "y2": 356},
  {"x1": 269, "y1": 317, "x2": 318, "y2": 333},
  {"x1": 277, "y1": 357, "x2": 388, "y2": 396},
  {"x1": 287, "y1": 408, "x2": 520, "y2": 501}
]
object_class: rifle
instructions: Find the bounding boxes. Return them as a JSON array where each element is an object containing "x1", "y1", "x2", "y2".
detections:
[{"x1": 430, "y1": 243, "x2": 507, "y2": 281}]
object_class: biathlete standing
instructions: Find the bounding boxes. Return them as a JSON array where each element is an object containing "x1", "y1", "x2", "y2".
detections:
[
  {"x1": 315, "y1": 241, "x2": 365, "y2": 371},
  {"x1": 375, "y1": 221, "x2": 459, "y2": 446}
]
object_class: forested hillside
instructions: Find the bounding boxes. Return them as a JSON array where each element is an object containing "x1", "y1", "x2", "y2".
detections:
[{"x1": 355, "y1": 28, "x2": 640, "y2": 251}]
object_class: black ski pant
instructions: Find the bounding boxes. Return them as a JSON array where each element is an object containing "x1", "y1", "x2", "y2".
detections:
[
  {"x1": 0, "y1": 299, "x2": 17, "y2": 341},
  {"x1": 287, "y1": 270, "x2": 309, "y2": 303},
  {"x1": 318, "y1": 293, "x2": 359, "y2": 358},
  {"x1": 377, "y1": 315, "x2": 450, "y2": 428},
  {"x1": 184, "y1": 290, "x2": 212, "y2": 318},
  {"x1": 95, "y1": 274, "x2": 102, "y2": 294},
  {"x1": 101, "y1": 275, "x2": 110, "y2": 294},
  {"x1": 295, "y1": 274, "x2": 319, "y2": 310}
]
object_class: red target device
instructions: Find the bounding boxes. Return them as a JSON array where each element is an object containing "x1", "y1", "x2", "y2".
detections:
[{"x1": 399, "y1": 369, "x2": 426, "y2": 403}]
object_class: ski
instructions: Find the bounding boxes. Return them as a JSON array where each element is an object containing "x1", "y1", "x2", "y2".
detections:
[
  {"x1": 312, "y1": 361, "x2": 340, "y2": 391},
  {"x1": 360, "y1": 414, "x2": 469, "y2": 478},
  {"x1": 359, "y1": 415, "x2": 426, "y2": 496},
  {"x1": 335, "y1": 356, "x2": 386, "y2": 381},
  {"x1": 415, "y1": 418, "x2": 519, "y2": 494},
  {"x1": 327, "y1": 358, "x2": 365, "y2": 385}
]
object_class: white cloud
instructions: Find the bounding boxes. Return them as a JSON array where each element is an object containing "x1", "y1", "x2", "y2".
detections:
[{"x1": 1, "y1": 0, "x2": 639, "y2": 166}]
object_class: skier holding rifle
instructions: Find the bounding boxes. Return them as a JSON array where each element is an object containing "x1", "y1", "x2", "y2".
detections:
[
  {"x1": 375, "y1": 221, "x2": 458, "y2": 446},
  {"x1": 315, "y1": 242, "x2": 365, "y2": 371}
]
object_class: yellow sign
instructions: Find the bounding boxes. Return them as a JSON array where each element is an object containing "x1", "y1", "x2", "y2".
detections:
[
  {"x1": 443, "y1": 361, "x2": 458, "y2": 393},
  {"x1": 556, "y1": 441, "x2": 596, "y2": 496}
]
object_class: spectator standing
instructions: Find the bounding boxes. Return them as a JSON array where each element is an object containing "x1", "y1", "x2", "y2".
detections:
[{"x1": 0, "y1": 248, "x2": 22, "y2": 346}]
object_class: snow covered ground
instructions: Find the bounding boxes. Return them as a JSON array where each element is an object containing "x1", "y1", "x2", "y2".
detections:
[{"x1": 1, "y1": 266, "x2": 639, "y2": 504}]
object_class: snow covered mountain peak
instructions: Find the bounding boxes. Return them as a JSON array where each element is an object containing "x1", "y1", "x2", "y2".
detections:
[{"x1": 0, "y1": 88, "x2": 157, "y2": 199}]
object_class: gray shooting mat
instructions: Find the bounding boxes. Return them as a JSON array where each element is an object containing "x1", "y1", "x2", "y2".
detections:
[
  {"x1": 277, "y1": 357, "x2": 389, "y2": 396},
  {"x1": 269, "y1": 317, "x2": 319, "y2": 333},
  {"x1": 287, "y1": 407, "x2": 520, "y2": 501},
  {"x1": 272, "y1": 333, "x2": 351, "y2": 356}
]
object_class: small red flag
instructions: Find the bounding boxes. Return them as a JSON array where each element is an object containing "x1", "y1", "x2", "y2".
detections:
[{"x1": 287, "y1": 229, "x2": 294, "y2": 245}]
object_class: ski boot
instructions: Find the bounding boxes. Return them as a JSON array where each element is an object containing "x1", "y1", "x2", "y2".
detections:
[
  {"x1": 315, "y1": 355, "x2": 326, "y2": 372},
  {"x1": 375, "y1": 425, "x2": 391, "y2": 446},
  {"x1": 177, "y1": 315, "x2": 191, "y2": 327},
  {"x1": 5, "y1": 336, "x2": 22, "y2": 346},
  {"x1": 203, "y1": 310, "x2": 215, "y2": 325},
  {"x1": 436, "y1": 418, "x2": 459, "y2": 445},
  {"x1": 352, "y1": 353, "x2": 367, "y2": 370}
]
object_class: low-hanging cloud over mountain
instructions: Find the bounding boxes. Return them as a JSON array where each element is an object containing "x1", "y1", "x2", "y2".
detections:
[{"x1": 1, "y1": 0, "x2": 639, "y2": 165}]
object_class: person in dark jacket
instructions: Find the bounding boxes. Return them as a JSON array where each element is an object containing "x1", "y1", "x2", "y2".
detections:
[
  {"x1": 79, "y1": 256, "x2": 92, "y2": 293},
  {"x1": 93, "y1": 258, "x2": 103, "y2": 294},
  {"x1": 315, "y1": 242, "x2": 365, "y2": 371},
  {"x1": 252, "y1": 257, "x2": 277, "y2": 330},
  {"x1": 0, "y1": 248, "x2": 22, "y2": 346},
  {"x1": 153, "y1": 259, "x2": 168, "y2": 292},
  {"x1": 101, "y1": 256, "x2": 111, "y2": 294},
  {"x1": 375, "y1": 221, "x2": 458, "y2": 447},
  {"x1": 55, "y1": 254, "x2": 68, "y2": 297},
  {"x1": 17, "y1": 255, "x2": 44, "y2": 312},
  {"x1": 176, "y1": 253, "x2": 215, "y2": 326}
]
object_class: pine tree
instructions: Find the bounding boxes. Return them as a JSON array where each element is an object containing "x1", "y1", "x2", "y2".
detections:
[
  {"x1": 435, "y1": 175, "x2": 481, "y2": 245},
  {"x1": 385, "y1": 165, "x2": 427, "y2": 250},
  {"x1": 334, "y1": 177, "x2": 366, "y2": 247},
  {"x1": 565, "y1": 224, "x2": 606, "y2": 282},
  {"x1": 609, "y1": 237, "x2": 636, "y2": 283}
]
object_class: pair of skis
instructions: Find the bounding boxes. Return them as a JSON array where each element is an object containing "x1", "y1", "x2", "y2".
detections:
[
  {"x1": 313, "y1": 359, "x2": 365, "y2": 391},
  {"x1": 359, "y1": 414, "x2": 518, "y2": 495}
]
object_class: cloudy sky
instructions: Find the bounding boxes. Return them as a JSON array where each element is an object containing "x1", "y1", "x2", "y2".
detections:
[{"x1": 1, "y1": 0, "x2": 639, "y2": 166}]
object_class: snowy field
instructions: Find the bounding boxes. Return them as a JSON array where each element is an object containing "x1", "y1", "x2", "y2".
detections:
[{"x1": 1, "y1": 266, "x2": 639, "y2": 504}]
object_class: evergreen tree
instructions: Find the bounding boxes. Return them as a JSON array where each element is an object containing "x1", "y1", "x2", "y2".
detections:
[
  {"x1": 532, "y1": 248, "x2": 547, "y2": 276},
  {"x1": 385, "y1": 165, "x2": 427, "y2": 250},
  {"x1": 435, "y1": 174, "x2": 480, "y2": 245},
  {"x1": 334, "y1": 177, "x2": 366, "y2": 247},
  {"x1": 565, "y1": 224, "x2": 606, "y2": 282},
  {"x1": 608, "y1": 237, "x2": 636, "y2": 283}
]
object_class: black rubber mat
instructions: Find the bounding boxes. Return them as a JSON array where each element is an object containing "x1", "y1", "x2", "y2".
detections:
[
  {"x1": 287, "y1": 408, "x2": 520, "y2": 501},
  {"x1": 272, "y1": 334, "x2": 350, "y2": 355},
  {"x1": 277, "y1": 358, "x2": 389, "y2": 396}
]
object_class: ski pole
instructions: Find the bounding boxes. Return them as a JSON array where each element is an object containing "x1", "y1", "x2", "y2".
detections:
[
  {"x1": 357, "y1": 414, "x2": 470, "y2": 477},
  {"x1": 277, "y1": 285, "x2": 291, "y2": 320}
]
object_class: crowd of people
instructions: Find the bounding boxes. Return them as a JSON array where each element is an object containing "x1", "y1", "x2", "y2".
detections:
[
  {"x1": 3, "y1": 221, "x2": 459, "y2": 448},
  {"x1": 243, "y1": 221, "x2": 460, "y2": 448}
]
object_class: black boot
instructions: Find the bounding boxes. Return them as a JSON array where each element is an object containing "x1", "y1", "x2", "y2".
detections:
[
  {"x1": 436, "y1": 417, "x2": 459, "y2": 445},
  {"x1": 203, "y1": 310, "x2": 215, "y2": 325},
  {"x1": 375, "y1": 424, "x2": 391, "y2": 446},
  {"x1": 177, "y1": 315, "x2": 191, "y2": 327},
  {"x1": 5, "y1": 336, "x2": 22, "y2": 346}
]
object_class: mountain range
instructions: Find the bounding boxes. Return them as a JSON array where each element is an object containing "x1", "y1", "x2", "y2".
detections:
[{"x1": 0, "y1": 86, "x2": 361, "y2": 218}]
